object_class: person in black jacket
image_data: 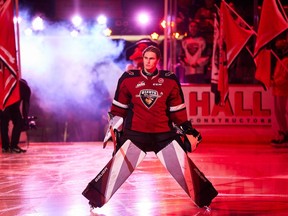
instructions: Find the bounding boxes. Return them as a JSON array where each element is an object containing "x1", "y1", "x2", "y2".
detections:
[{"x1": 1, "y1": 79, "x2": 31, "y2": 153}]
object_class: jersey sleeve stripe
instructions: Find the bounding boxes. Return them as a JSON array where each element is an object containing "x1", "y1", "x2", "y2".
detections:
[
  {"x1": 169, "y1": 103, "x2": 186, "y2": 112},
  {"x1": 112, "y1": 99, "x2": 129, "y2": 109}
]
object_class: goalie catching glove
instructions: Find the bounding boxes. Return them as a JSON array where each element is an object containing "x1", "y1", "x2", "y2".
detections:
[
  {"x1": 103, "y1": 112, "x2": 123, "y2": 151},
  {"x1": 176, "y1": 120, "x2": 202, "y2": 152}
]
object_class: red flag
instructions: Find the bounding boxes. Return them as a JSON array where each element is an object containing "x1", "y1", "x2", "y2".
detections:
[
  {"x1": 218, "y1": 8, "x2": 229, "y2": 106},
  {"x1": 254, "y1": 0, "x2": 288, "y2": 89},
  {"x1": 211, "y1": 2, "x2": 230, "y2": 106},
  {"x1": 0, "y1": 0, "x2": 20, "y2": 110},
  {"x1": 211, "y1": 12, "x2": 221, "y2": 105},
  {"x1": 254, "y1": 0, "x2": 288, "y2": 56},
  {"x1": 221, "y1": 1, "x2": 254, "y2": 68},
  {"x1": 211, "y1": 1, "x2": 255, "y2": 105},
  {"x1": 211, "y1": 5, "x2": 228, "y2": 106},
  {"x1": 254, "y1": 49, "x2": 271, "y2": 90}
]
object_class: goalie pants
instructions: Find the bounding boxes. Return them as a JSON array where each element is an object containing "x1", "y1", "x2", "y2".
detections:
[{"x1": 82, "y1": 130, "x2": 218, "y2": 208}]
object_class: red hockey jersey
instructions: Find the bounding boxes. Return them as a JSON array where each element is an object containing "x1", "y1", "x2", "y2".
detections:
[{"x1": 110, "y1": 69, "x2": 188, "y2": 133}]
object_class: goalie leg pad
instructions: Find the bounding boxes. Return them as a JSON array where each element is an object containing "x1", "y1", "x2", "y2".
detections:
[
  {"x1": 156, "y1": 140, "x2": 218, "y2": 207},
  {"x1": 82, "y1": 140, "x2": 146, "y2": 207}
]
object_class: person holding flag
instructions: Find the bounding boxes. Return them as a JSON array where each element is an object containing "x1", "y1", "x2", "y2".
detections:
[
  {"x1": 252, "y1": 0, "x2": 288, "y2": 144},
  {"x1": 211, "y1": 0, "x2": 255, "y2": 105},
  {"x1": 270, "y1": 32, "x2": 288, "y2": 145},
  {"x1": 1, "y1": 79, "x2": 31, "y2": 153},
  {"x1": 0, "y1": 0, "x2": 28, "y2": 153}
]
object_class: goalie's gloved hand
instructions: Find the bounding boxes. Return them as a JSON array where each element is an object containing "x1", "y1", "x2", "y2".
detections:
[
  {"x1": 179, "y1": 120, "x2": 202, "y2": 152},
  {"x1": 103, "y1": 112, "x2": 123, "y2": 148}
]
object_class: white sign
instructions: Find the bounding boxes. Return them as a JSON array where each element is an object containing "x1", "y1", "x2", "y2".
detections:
[{"x1": 182, "y1": 85, "x2": 274, "y2": 127}]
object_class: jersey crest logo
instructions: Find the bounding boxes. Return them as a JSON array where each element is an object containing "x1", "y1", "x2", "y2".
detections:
[{"x1": 138, "y1": 89, "x2": 160, "y2": 108}]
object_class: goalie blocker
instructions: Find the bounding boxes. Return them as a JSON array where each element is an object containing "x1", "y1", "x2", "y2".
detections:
[{"x1": 175, "y1": 120, "x2": 202, "y2": 152}]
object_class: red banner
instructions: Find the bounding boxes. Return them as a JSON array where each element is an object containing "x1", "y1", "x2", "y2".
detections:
[
  {"x1": 211, "y1": 1, "x2": 254, "y2": 106},
  {"x1": 221, "y1": 1, "x2": 254, "y2": 68},
  {"x1": 0, "y1": 0, "x2": 20, "y2": 110},
  {"x1": 254, "y1": 0, "x2": 288, "y2": 56}
]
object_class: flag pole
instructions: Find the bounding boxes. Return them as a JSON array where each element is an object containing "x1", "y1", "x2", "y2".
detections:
[
  {"x1": 163, "y1": 0, "x2": 168, "y2": 70},
  {"x1": 221, "y1": 1, "x2": 257, "y2": 58},
  {"x1": 14, "y1": 0, "x2": 21, "y2": 78},
  {"x1": 277, "y1": 0, "x2": 288, "y2": 21},
  {"x1": 223, "y1": 0, "x2": 256, "y2": 34}
]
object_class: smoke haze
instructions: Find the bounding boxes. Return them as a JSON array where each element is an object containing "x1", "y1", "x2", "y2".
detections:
[{"x1": 19, "y1": 11, "x2": 130, "y2": 141}]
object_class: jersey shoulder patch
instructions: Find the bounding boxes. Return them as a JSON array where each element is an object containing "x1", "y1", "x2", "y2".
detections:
[
  {"x1": 124, "y1": 69, "x2": 141, "y2": 77},
  {"x1": 118, "y1": 70, "x2": 140, "y2": 83},
  {"x1": 159, "y1": 70, "x2": 178, "y2": 81}
]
